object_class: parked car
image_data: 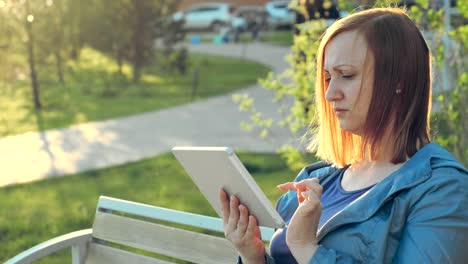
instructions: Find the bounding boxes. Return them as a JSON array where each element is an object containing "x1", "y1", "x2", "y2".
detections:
[
  {"x1": 172, "y1": 2, "x2": 246, "y2": 33},
  {"x1": 264, "y1": 0, "x2": 296, "y2": 29}
]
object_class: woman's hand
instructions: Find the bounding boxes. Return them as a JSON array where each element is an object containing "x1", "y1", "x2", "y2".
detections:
[
  {"x1": 219, "y1": 189, "x2": 266, "y2": 264},
  {"x1": 277, "y1": 178, "x2": 322, "y2": 263}
]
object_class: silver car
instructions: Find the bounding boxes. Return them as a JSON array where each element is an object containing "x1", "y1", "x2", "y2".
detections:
[
  {"x1": 173, "y1": 2, "x2": 246, "y2": 32},
  {"x1": 264, "y1": 0, "x2": 296, "y2": 29}
]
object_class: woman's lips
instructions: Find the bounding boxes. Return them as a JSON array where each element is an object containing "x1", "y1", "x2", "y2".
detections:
[{"x1": 334, "y1": 108, "x2": 348, "y2": 116}]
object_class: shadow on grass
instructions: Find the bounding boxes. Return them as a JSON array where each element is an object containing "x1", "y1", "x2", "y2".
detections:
[{"x1": 35, "y1": 111, "x2": 58, "y2": 176}]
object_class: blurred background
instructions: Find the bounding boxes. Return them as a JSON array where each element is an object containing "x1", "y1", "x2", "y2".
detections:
[{"x1": 0, "y1": 0, "x2": 466, "y2": 263}]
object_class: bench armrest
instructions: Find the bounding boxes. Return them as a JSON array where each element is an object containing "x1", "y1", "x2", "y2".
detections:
[{"x1": 5, "y1": 229, "x2": 92, "y2": 264}]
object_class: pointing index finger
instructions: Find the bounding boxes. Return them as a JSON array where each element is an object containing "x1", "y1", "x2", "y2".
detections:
[{"x1": 277, "y1": 182, "x2": 295, "y2": 191}]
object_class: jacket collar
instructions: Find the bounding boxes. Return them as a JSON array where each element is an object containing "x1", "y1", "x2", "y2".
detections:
[{"x1": 316, "y1": 142, "x2": 467, "y2": 240}]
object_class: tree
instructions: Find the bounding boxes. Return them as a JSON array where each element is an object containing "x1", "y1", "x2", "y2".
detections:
[
  {"x1": 130, "y1": 0, "x2": 152, "y2": 82},
  {"x1": 421, "y1": 0, "x2": 468, "y2": 165},
  {"x1": 156, "y1": 0, "x2": 187, "y2": 75},
  {"x1": 403, "y1": 0, "x2": 468, "y2": 165},
  {"x1": 128, "y1": 0, "x2": 183, "y2": 82},
  {"x1": 24, "y1": 0, "x2": 41, "y2": 109},
  {"x1": 109, "y1": 0, "x2": 132, "y2": 75},
  {"x1": 82, "y1": 0, "x2": 182, "y2": 82},
  {"x1": 0, "y1": 2, "x2": 17, "y2": 82},
  {"x1": 34, "y1": 0, "x2": 70, "y2": 84},
  {"x1": 47, "y1": 0, "x2": 66, "y2": 83},
  {"x1": 0, "y1": 0, "x2": 69, "y2": 109}
]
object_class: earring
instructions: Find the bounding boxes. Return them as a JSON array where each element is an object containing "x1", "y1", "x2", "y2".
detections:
[{"x1": 396, "y1": 89, "x2": 402, "y2": 94}]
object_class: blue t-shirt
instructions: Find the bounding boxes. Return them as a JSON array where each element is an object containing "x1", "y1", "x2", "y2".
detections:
[{"x1": 269, "y1": 167, "x2": 375, "y2": 263}]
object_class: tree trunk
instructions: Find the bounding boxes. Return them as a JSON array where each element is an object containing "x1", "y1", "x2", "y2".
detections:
[
  {"x1": 55, "y1": 51, "x2": 65, "y2": 83},
  {"x1": 132, "y1": 50, "x2": 142, "y2": 83},
  {"x1": 117, "y1": 47, "x2": 123, "y2": 74},
  {"x1": 26, "y1": 1, "x2": 41, "y2": 110},
  {"x1": 132, "y1": 0, "x2": 144, "y2": 83},
  {"x1": 69, "y1": 1, "x2": 82, "y2": 60}
]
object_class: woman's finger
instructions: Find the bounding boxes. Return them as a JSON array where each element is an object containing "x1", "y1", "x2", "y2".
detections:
[
  {"x1": 219, "y1": 189, "x2": 230, "y2": 225},
  {"x1": 237, "y1": 204, "x2": 249, "y2": 234},
  {"x1": 294, "y1": 183, "x2": 308, "y2": 203},
  {"x1": 227, "y1": 195, "x2": 240, "y2": 232},
  {"x1": 278, "y1": 178, "x2": 322, "y2": 203},
  {"x1": 277, "y1": 182, "x2": 296, "y2": 191},
  {"x1": 245, "y1": 215, "x2": 260, "y2": 239},
  {"x1": 294, "y1": 178, "x2": 320, "y2": 189},
  {"x1": 295, "y1": 179, "x2": 323, "y2": 199},
  {"x1": 301, "y1": 190, "x2": 320, "y2": 202},
  {"x1": 302, "y1": 181, "x2": 323, "y2": 197},
  {"x1": 299, "y1": 193, "x2": 322, "y2": 215}
]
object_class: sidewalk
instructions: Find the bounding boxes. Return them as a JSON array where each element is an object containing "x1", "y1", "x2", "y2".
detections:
[{"x1": 0, "y1": 43, "x2": 300, "y2": 187}]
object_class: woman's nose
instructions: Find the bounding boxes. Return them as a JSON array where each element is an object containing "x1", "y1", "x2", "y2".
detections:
[{"x1": 325, "y1": 79, "x2": 343, "y2": 102}]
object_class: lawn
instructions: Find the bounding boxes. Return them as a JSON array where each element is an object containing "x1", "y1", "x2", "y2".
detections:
[
  {"x1": 0, "y1": 47, "x2": 271, "y2": 137},
  {"x1": 260, "y1": 30, "x2": 294, "y2": 46},
  {"x1": 0, "y1": 152, "x2": 318, "y2": 263}
]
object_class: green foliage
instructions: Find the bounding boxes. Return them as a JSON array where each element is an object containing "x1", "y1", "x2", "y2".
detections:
[
  {"x1": 0, "y1": 152, "x2": 301, "y2": 263},
  {"x1": 278, "y1": 145, "x2": 314, "y2": 172},
  {"x1": 233, "y1": 20, "x2": 327, "y2": 169},
  {"x1": 81, "y1": 0, "x2": 181, "y2": 82},
  {"x1": 421, "y1": 5, "x2": 468, "y2": 166},
  {"x1": 336, "y1": 0, "x2": 358, "y2": 12}
]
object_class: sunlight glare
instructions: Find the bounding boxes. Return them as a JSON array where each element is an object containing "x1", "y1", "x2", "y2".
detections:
[
  {"x1": 46, "y1": 0, "x2": 53, "y2": 7},
  {"x1": 27, "y1": 14, "x2": 34, "y2": 22},
  {"x1": 0, "y1": 1, "x2": 6, "y2": 8}
]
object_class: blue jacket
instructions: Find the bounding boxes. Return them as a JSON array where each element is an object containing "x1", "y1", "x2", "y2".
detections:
[{"x1": 274, "y1": 142, "x2": 468, "y2": 263}]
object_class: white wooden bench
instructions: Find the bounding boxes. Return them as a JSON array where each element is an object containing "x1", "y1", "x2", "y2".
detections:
[{"x1": 6, "y1": 196, "x2": 275, "y2": 264}]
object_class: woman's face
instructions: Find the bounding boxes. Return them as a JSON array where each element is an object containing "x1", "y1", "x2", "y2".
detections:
[{"x1": 324, "y1": 30, "x2": 374, "y2": 135}]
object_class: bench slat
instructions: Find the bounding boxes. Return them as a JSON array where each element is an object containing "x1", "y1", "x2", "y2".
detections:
[
  {"x1": 86, "y1": 243, "x2": 173, "y2": 264},
  {"x1": 97, "y1": 196, "x2": 275, "y2": 241},
  {"x1": 92, "y1": 212, "x2": 239, "y2": 264}
]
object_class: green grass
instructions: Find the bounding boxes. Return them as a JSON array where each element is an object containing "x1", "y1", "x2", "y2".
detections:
[
  {"x1": 260, "y1": 30, "x2": 294, "y2": 46},
  {"x1": 0, "y1": 47, "x2": 271, "y2": 136},
  {"x1": 0, "y1": 152, "x2": 317, "y2": 263}
]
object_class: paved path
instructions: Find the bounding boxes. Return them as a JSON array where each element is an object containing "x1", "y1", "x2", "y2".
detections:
[{"x1": 0, "y1": 43, "x2": 301, "y2": 187}]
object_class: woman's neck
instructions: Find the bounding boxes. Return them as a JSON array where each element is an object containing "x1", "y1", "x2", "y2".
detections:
[
  {"x1": 342, "y1": 160, "x2": 405, "y2": 191},
  {"x1": 343, "y1": 132, "x2": 407, "y2": 191}
]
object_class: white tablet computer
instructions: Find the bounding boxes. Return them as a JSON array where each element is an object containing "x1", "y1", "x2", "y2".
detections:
[{"x1": 172, "y1": 146, "x2": 285, "y2": 228}]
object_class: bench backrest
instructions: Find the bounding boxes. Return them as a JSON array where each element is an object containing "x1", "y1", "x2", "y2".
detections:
[{"x1": 86, "y1": 196, "x2": 275, "y2": 264}]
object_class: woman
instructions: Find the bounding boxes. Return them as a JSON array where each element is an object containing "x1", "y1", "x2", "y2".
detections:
[{"x1": 219, "y1": 7, "x2": 468, "y2": 263}]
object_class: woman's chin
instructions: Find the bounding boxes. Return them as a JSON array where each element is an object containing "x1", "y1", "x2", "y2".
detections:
[{"x1": 338, "y1": 123, "x2": 360, "y2": 135}]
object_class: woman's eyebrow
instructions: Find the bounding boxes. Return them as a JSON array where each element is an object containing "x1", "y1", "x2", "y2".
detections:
[{"x1": 324, "y1": 64, "x2": 358, "y2": 72}]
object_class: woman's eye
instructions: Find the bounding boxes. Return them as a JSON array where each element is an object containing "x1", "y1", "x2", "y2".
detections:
[{"x1": 341, "y1": 74, "x2": 354, "y2": 79}]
